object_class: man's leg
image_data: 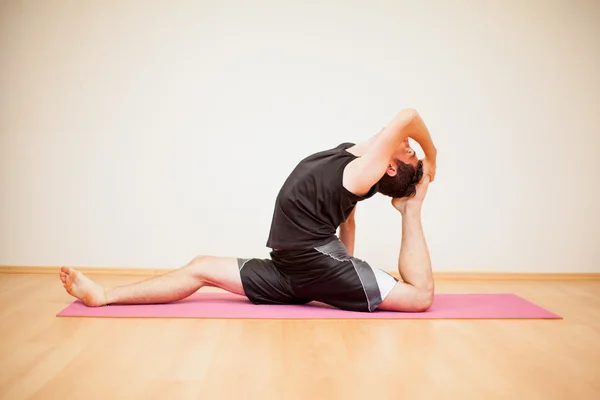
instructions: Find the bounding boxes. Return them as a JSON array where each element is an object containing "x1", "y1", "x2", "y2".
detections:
[
  {"x1": 59, "y1": 255, "x2": 244, "y2": 307},
  {"x1": 377, "y1": 177, "x2": 434, "y2": 312}
]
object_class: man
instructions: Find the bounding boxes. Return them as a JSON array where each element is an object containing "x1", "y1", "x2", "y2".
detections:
[{"x1": 60, "y1": 108, "x2": 437, "y2": 312}]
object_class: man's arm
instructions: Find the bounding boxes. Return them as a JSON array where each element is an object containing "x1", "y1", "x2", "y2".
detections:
[
  {"x1": 339, "y1": 206, "x2": 356, "y2": 256},
  {"x1": 343, "y1": 108, "x2": 436, "y2": 196}
]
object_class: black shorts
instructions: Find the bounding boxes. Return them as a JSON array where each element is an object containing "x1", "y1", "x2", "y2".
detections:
[{"x1": 238, "y1": 238, "x2": 398, "y2": 312}]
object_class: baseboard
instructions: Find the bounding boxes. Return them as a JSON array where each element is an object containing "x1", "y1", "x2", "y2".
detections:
[
  {"x1": 1, "y1": 266, "x2": 599, "y2": 280},
  {"x1": 0, "y1": 266, "x2": 169, "y2": 276},
  {"x1": 416, "y1": 272, "x2": 600, "y2": 281}
]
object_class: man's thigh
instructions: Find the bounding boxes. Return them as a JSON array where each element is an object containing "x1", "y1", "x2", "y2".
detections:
[
  {"x1": 295, "y1": 240, "x2": 398, "y2": 312},
  {"x1": 299, "y1": 260, "x2": 397, "y2": 312},
  {"x1": 238, "y1": 257, "x2": 311, "y2": 306}
]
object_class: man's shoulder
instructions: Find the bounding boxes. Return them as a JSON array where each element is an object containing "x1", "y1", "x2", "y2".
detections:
[
  {"x1": 306, "y1": 142, "x2": 355, "y2": 156},
  {"x1": 282, "y1": 142, "x2": 358, "y2": 190},
  {"x1": 288, "y1": 143, "x2": 354, "y2": 173}
]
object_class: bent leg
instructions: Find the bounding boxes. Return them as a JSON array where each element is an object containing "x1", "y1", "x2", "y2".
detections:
[
  {"x1": 59, "y1": 255, "x2": 244, "y2": 307},
  {"x1": 376, "y1": 202, "x2": 434, "y2": 312}
]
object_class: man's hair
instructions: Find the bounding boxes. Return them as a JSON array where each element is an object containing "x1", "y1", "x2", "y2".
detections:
[{"x1": 377, "y1": 159, "x2": 423, "y2": 198}]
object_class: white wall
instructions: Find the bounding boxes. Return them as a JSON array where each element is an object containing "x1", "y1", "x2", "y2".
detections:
[{"x1": 1, "y1": 0, "x2": 599, "y2": 272}]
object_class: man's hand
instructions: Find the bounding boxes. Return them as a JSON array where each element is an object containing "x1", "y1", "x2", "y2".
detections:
[
  {"x1": 392, "y1": 176, "x2": 431, "y2": 214},
  {"x1": 422, "y1": 156, "x2": 436, "y2": 182}
]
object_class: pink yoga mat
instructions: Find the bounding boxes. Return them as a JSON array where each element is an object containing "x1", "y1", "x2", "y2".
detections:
[{"x1": 57, "y1": 292, "x2": 561, "y2": 319}]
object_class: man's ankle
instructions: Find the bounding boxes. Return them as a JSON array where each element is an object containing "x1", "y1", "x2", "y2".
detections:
[{"x1": 402, "y1": 201, "x2": 423, "y2": 216}]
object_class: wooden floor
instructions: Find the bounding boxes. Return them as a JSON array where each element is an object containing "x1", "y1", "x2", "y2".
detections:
[{"x1": 0, "y1": 273, "x2": 599, "y2": 400}]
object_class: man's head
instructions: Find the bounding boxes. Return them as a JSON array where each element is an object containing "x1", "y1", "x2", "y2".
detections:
[{"x1": 377, "y1": 138, "x2": 423, "y2": 198}]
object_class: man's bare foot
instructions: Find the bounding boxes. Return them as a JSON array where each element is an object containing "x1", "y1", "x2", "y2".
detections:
[
  {"x1": 60, "y1": 267, "x2": 107, "y2": 307},
  {"x1": 392, "y1": 176, "x2": 431, "y2": 214}
]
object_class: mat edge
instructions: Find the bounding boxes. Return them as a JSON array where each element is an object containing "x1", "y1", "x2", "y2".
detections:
[{"x1": 55, "y1": 315, "x2": 563, "y2": 320}]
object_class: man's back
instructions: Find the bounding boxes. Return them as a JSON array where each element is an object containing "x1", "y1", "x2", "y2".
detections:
[{"x1": 266, "y1": 142, "x2": 378, "y2": 250}]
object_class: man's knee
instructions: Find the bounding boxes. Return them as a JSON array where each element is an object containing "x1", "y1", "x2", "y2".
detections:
[
  {"x1": 189, "y1": 254, "x2": 208, "y2": 266},
  {"x1": 379, "y1": 283, "x2": 434, "y2": 313},
  {"x1": 185, "y1": 254, "x2": 242, "y2": 286},
  {"x1": 412, "y1": 289, "x2": 434, "y2": 312},
  {"x1": 407, "y1": 279, "x2": 434, "y2": 311},
  {"x1": 186, "y1": 255, "x2": 215, "y2": 279}
]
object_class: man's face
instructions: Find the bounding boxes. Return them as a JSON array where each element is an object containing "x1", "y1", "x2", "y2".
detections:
[{"x1": 392, "y1": 138, "x2": 419, "y2": 167}]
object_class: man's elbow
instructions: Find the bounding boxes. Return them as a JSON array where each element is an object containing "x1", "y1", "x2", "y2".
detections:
[
  {"x1": 398, "y1": 107, "x2": 419, "y2": 123},
  {"x1": 386, "y1": 108, "x2": 420, "y2": 136}
]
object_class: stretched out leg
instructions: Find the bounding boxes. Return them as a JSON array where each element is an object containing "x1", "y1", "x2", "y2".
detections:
[
  {"x1": 59, "y1": 255, "x2": 244, "y2": 307},
  {"x1": 377, "y1": 177, "x2": 434, "y2": 312}
]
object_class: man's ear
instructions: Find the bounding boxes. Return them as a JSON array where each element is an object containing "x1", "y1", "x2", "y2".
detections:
[{"x1": 386, "y1": 163, "x2": 398, "y2": 177}]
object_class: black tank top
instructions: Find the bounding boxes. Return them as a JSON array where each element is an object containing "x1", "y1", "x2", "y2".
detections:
[{"x1": 266, "y1": 142, "x2": 378, "y2": 250}]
